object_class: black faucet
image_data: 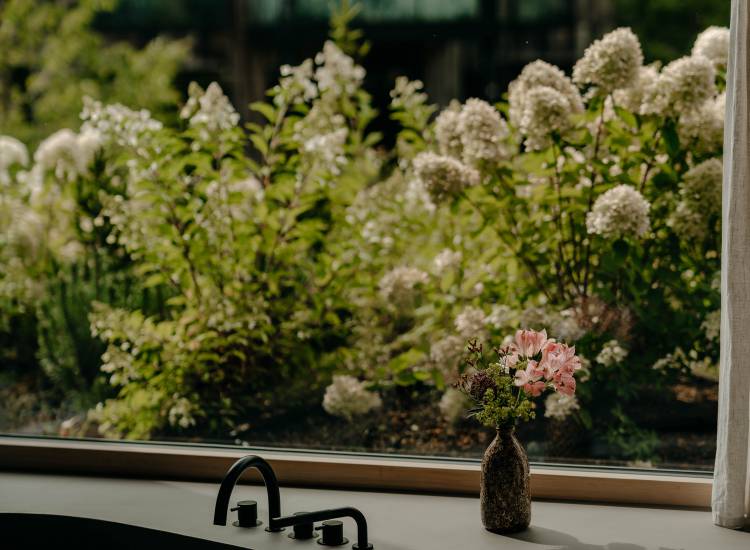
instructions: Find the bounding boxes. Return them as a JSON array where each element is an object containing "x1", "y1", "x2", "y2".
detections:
[
  {"x1": 213, "y1": 455, "x2": 283, "y2": 531},
  {"x1": 213, "y1": 454, "x2": 374, "y2": 548},
  {"x1": 273, "y1": 507, "x2": 372, "y2": 549}
]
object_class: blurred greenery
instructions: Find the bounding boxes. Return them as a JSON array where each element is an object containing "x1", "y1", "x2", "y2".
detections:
[
  {"x1": 0, "y1": 0, "x2": 190, "y2": 145},
  {"x1": 614, "y1": 0, "x2": 730, "y2": 61}
]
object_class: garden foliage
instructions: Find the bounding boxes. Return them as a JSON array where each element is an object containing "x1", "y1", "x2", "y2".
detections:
[{"x1": 0, "y1": 7, "x2": 726, "y2": 456}]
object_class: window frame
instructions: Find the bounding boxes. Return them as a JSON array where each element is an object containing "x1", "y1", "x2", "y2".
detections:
[{"x1": 0, "y1": 435, "x2": 711, "y2": 508}]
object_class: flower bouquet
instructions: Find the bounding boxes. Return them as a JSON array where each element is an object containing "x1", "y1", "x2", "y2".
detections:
[{"x1": 458, "y1": 329, "x2": 582, "y2": 533}]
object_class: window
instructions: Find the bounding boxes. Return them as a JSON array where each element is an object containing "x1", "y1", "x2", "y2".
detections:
[{"x1": 0, "y1": 0, "x2": 729, "y2": 475}]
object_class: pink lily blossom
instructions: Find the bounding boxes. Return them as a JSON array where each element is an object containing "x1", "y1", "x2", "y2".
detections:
[
  {"x1": 514, "y1": 360, "x2": 547, "y2": 396},
  {"x1": 514, "y1": 329, "x2": 548, "y2": 358}
]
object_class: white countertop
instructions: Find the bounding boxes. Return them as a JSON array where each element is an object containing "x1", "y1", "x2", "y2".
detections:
[{"x1": 0, "y1": 472, "x2": 747, "y2": 549}]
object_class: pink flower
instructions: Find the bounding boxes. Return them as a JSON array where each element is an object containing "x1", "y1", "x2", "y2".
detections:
[
  {"x1": 514, "y1": 360, "x2": 547, "y2": 396},
  {"x1": 553, "y1": 371, "x2": 576, "y2": 396},
  {"x1": 514, "y1": 329, "x2": 548, "y2": 358},
  {"x1": 536, "y1": 340, "x2": 581, "y2": 396},
  {"x1": 503, "y1": 351, "x2": 520, "y2": 371}
]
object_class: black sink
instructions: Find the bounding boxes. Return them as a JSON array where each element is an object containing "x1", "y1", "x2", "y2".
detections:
[{"x1": 0, "y1": 513, "x2": 248, "y2": 549}]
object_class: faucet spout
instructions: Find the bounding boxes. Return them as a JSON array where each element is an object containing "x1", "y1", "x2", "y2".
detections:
[
  {"x1": 213, "y1": 455, "x2": 282, "y2": 529},
  {"x1": 271, "y1": 507, "x2": 373, "y2": 549}
]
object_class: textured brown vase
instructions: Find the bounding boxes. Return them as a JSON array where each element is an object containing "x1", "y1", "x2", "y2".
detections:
[{"x1": 480, "y1": 427, "x2": 531, "y2": 534}]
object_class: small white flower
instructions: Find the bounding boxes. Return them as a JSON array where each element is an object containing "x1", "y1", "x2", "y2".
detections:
[
  {"x1": 314, "y1": 41, "x2": 366, "y2": 97},
  {"x1": 596, "y1": 339, "x2": 628, "y2": 367},
  {"x1": 430, "y1": 335, "x2": 466, "y2": 381},
  {"x1": 81, "y1": 96, "x2": 162, "y2": 148},
  {"x1": 457, "y1": 98, "x2": 511, "y2": 165},
  {"x1": 322, "y1": 375, "x2": 382, "y2": 421},
  {"x1": 702, "y1": 310, "x2": 721, "y2": 343},
  {"x1": 412, "y1": 152, "x2": 479, "y2": 203},
  {"x1": 379, "y1": 266, "x2": 429, "y2": 305},
  {"x1": 573, "y1": 27, "x2": 644, "y2": 94},
  {"x1": 439, "y1": 388, "x2": 468, "y2": 425},
  {"x1": 434, "y1": 103, "x2": 464, "y2": 159},
  {"x1": 612, "y1": 65, "x2": 659, "y2": 114},
  {"x1": 586, "y1": 184, "x2": 650, "y2": 239},
  {"x1": 0, "y1": 135, "x2": 29, "y2": 185},
  {"x1": 544, "y1": 393, "x2": 580, "y2": 420},
  {"x1": 519, "y1": 86, "x2": 572, "y2": 151},
  {"x1": 670, "y1": 158, "x2": 722, "y2": 240},
  {"x1": 433, "y1": 248, "x2": 463, "y2": 273},
  {"x1": 641, "y1": 56, "x2": 716, "y2": 116},
  {"x1": 486, "y1": 304, "x2": 513, "y2": 329},
  {"x1": 508, "y1": 60, "x2": 583, "y2": 129},
  {"x1": 692, "y1": 26, "x2": 730, "y2": 69},
  {"x1": 34, "y1": 128, "x2": 99, "y2": 180},
  {"x1": 454, "y1": 306, "x2": 487, "y2": 339},
  {"x1": 678, "y1": 93, "x2": 725, "y2": 154},
  {"x1": 278, "y1": 58, "x2": 318, "y2": 104},
  {"x1": 181, "y1": 82, "x2": 240, "y2": 138}
]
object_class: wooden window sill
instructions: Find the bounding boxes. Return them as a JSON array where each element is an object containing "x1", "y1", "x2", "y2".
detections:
[{"x1": 0, "y1": 436, "x2": 711, "y2": 508}]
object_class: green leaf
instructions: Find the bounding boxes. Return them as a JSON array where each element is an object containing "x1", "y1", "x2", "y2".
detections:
[
  {"x1": 387, "y1": 349, "x2": 426, "y2": 373},
  {"x1": 249, "y1": 101, "x2": 276, "y2": 123},
  {"x1": 249, "y1": 134, "x2": 269, "y2": 157}
]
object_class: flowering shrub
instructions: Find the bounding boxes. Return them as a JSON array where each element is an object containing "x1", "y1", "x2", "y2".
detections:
[
  {"x1": 0, "y1": 14, "x2": 726, "y2": 458},
  {"x1": 328, "y1": 24, "x2": 725, "y2": 456}
]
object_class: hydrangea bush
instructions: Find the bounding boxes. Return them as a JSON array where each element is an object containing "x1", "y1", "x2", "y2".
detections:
[{"x1": 0, "y1": 17, "x2": 726, "y2": 458}]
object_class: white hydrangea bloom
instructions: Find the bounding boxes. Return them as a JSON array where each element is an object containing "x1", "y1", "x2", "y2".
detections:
[
  {"x1": 670, "y1": 158, "x2": 722, "y2": 240},
  {"x1": 669, "y1": 201, "x2": 706, "y2": 241},
  {"x1": 596, "y1": 339, "x2": 628, "y2": 367},
  {"x1": 412, "y1": 151, "x2": 479, "y2": 203},
  {"x1": 0, "y1": 135, "x2": 29, "y2": 185},
  {"x1": 519, "y1": 86, "x2": 572, "y2": 151},
  {"x1": 586, "y1": 184, "x2": 650, "y2": 239},
  {"x1": 454, "y1": 306, "x2": 487, "y2": 339},
  {"x1": 379, "y1": 266, "x2": 429, "y2": 305},
  {"x1": 168, "y1": 396, "x2": 197, "y2": 429},
  {"x1": 322, "y1": 375, "x2": 382, "y2": 421},
  {"x1": 702, "y1": 309, "x2": 720, "y2": 343},
  {"x1": 34, "y1": 128, "x2": 100, "y2": 181},
  {"x1": 612, "y1": 65, "x2": 659, "y2": 114},
  {"x1": 389, "y1": 77, "x2": 429, "y2": 112},
  {"x1": 181, "y1": 81, "x2": 240, "y2": 141},
  {"x1": 81, "y1": 96, "x2": 162, "y2": 147},
  {"x1": 641, "y1": 56, "x2": 716, "y2": 116},
  {"x1": 430, "y1": 334, "x2": 465, "y2": 381},
  {"x1": 314, "y1": 41, "x2": 366, "y2": 97},
  {"x1": 433, "y1": 248, "x2": 463, "y2": 273},
  {"x1": 508, "y1": 60, "x2": 583, "y2": 129},
  {"x1": 302, "y1": 127, "x2": 348, "y2": 175},
  {"x1": 434, "y1": 103, "x2": 463, "y2": 158},
  {"x1": 692, "y1": 26, "x2": 730, "y2": 69},
  {"x1": 681, "y1": 158, "x2": 723, "y2": 214},
  {"x1": 278, "y1": 58, "x2": 318, "y2": 104},
  {"x1": 457, "y1": 98, "x2": 511, "y2": 165},
  {"x1": 544, "y1": 393, "x2": 580, "y2": 420},
  {"x1": 486, "y1": 304, "x2": 513, "y2": 329},
  {"x1": 573, "y1": 27, "x2": 643, "y2": 94},
  {"x1": 551, "y1": 308, "x2": 586, "y2": 343},
  {"x1": 678, "y1": 92, "x2": 725, "y2": 154},
  {"x1": 439, "y1": 388, "x2": 468, "y2": 425}
]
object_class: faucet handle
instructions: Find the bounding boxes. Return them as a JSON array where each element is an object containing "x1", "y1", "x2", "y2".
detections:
[
  {"x1": 231, "y1": 500, "x2": 262, "y2": 528},
  {"x1": 316, "y1": 520, "x2": 348, "y2": 546},
  {"x1": 288, "y1": 511, "x2": 317, "y2": 540}
]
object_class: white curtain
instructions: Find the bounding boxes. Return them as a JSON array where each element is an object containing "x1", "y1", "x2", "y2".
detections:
[{"x1": 713, "y1": 0, "x2": 750, "y2": 530}]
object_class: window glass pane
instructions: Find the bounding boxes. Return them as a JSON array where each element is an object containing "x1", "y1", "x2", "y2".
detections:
[{"x1": 0, "y1": 0, "x2": 729, "y2": 472}]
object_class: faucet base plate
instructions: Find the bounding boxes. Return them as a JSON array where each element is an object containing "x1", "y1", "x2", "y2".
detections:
[
  {"x1": 317, "y1": 536, "x2": 348, "y2": 546},
  {"x1": 232, "y1": 520, "x2": 262, "y2": 528}
]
